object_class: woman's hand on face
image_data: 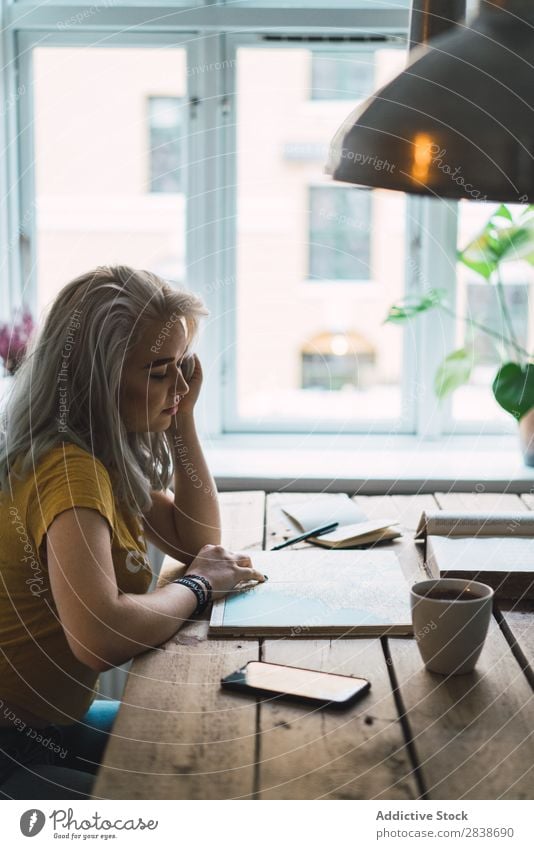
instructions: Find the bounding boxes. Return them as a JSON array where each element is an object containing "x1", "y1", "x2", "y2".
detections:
[
  {"x1": 167, "y1": 353, "x2": 202, "y2": 427},
  {"x1": 185, "y1": 544, "x2": 266, "y2": 597}
]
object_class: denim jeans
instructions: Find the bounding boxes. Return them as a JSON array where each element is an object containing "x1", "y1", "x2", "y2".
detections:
[{"x1": 0, "y1": 699, "x2": 120, "y2": 800}]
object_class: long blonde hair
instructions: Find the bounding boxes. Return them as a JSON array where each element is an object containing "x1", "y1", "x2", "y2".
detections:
[{"x1": 0, "y1": 265, "x2": 208, "y2": 514}]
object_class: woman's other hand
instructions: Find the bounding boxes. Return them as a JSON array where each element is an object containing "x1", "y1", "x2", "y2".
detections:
[{"x1": 185, "y1": 544, "x2": 266, "y2": 597}]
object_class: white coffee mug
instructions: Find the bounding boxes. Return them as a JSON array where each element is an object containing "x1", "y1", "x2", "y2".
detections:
[{"x1": 411, "y1": 578, "x2": 494, "y2": 675}]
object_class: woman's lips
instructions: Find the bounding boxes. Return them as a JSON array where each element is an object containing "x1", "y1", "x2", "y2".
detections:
[{"x1": 162, "y1": 402, "x2": 180, "y2": 415}]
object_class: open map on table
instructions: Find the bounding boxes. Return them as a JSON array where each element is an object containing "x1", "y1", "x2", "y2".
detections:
[{"x1": 209, "y1": 549, "x2": 413, "y2": 636}]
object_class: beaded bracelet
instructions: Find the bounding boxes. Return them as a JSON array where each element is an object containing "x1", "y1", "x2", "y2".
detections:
[
  {"x1": 172, "y1": 576, "x2": 208, "y2": 615},
  {"x1": 186, "y1": 574, "x2": 213, "y2": 610}
]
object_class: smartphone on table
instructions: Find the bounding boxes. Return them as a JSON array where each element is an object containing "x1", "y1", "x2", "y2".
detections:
[{"x1": 221, "y1": 660, "x2": 371, "y2": 710}]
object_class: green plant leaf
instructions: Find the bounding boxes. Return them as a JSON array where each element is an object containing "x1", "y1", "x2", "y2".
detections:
[
  {"x1": 457, "y1": 233, "x2": 498, "y2": 279},
  {"x1": 384, "y1": 289, "x2": 447, "y2": 324},
  {"x1": 434, "y1": 348, "x2": 475, "y2": 399},
  {"x1": 492, "y1": 362, "x2": 534, "y2": 420},
  {"x1": 494, "y1": 223, "x2": 534, "y2": 265},
  {"x1": 491, "y1": 204, "x2": 513, "y2": 223},
  {"x1": 456, "y1": 203, "x2": 534, "y2": 276}
]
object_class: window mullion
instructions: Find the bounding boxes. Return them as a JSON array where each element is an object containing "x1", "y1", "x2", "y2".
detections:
[
  {"x1": 0, "y1": 21, "x2": 25, "y2": 320},
  {"x1": 186, "y1": 33, "x2": 228, "y2": 439},
  {"x1": 413, "y1": 197, "x2": 458, "y2": 439}
]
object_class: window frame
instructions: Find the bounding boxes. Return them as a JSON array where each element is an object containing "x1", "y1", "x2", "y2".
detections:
[{"x1": 2, "y1": 2, "x2": 491, "y2": 440}]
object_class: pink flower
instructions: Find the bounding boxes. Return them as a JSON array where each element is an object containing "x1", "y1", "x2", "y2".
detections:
[{"x1": 0, "y1": 306, "x2": 35, "y2": 372}]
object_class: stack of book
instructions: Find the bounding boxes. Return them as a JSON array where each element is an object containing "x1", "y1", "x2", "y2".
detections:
[{"x1": 415, "y1": 511, "x2": 534, "y2": 600}]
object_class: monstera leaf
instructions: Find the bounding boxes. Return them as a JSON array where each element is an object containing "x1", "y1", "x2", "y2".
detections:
[
  {"x1": 493, "y1": 362, "x2": 534, "y2": 420},
  {"x1": 458, "y1": 204, "x2": 534, "y2": 278},
  {"x1": 434, "y1": 348, "x2": 474, "y2": 399},
  {"x1": 385, "y1": 289, "x2": 448, "y2": 323}
]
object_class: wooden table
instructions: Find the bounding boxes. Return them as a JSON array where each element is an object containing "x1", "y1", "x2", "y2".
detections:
[{"x1": 93, "y1": 491, "x2": 534, "y2": 800}]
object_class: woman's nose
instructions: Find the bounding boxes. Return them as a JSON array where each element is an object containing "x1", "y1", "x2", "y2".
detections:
[{"x1": 174, "y1": 370, "x2": 189, "y2": 394}]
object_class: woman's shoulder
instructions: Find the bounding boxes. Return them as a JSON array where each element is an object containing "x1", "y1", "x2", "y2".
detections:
[{"x1": 35, "y1": 441, "x2": 112, "y2": 483}]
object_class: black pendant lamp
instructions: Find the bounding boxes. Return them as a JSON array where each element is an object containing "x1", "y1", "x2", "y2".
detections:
[{"x1": 326, "y1": 0, "x2": 534, "y2": 203}]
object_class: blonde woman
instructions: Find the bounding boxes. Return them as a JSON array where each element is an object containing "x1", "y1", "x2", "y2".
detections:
[{"x1": 0, "y1": 265, "x2": 265, "y2": 800}]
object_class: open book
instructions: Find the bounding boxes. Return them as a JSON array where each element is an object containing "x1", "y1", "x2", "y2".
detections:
[
  {"x1": 210, "y1": 549, "x2": 412, "y2": 636},
  {"x1": 415, "y1": 511, "x2": 534, "y2": 600},
  {"x1": 281, "y1": 494, "x2": 401, "y2": 548}
]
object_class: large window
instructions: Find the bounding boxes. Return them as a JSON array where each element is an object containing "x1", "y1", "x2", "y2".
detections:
[{"x1": 6, "y1": 3, "x2": 507, "y2": 439}]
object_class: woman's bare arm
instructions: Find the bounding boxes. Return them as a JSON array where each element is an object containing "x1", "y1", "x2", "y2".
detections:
[
  {"x1": 46, "y1": 507, "x2": 198, "y2": 672},
  {"x1": 46, "y1": 506, "x2": 264, "y2": 673}
]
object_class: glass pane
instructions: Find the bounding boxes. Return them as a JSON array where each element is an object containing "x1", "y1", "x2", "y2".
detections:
[
  {"x1": 309, "y1": 186, "x2": 371, "y2": 279},
  {"x1": 148, "y1": 96, "x2": 185, "y2": 193},
  {"x1": 452, "y1": 200, "x2": 533, "y2": 430},
  {"x1": 311, "y1": 51, "x2": 375, "y2": 101},
  {"x1": 33, "y1": 47, "x2": 186, "y2": 315},
  {"x1": 235, "y1": 45, "x2": 408, "y2": 427}
]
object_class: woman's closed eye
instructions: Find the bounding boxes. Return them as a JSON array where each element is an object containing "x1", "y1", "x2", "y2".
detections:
[{"x1": 150, "y1": 360, "x2": 186, "y2": 381}]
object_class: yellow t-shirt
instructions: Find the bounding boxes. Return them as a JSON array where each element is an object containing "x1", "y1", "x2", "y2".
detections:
[{"x1": 0, "y1": 442, "x2": 154, "y2": 725}]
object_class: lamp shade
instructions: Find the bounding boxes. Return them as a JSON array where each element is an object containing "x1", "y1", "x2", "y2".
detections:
[{"x1": 327, "y1": 0, "x2": 534, "y2": 203}]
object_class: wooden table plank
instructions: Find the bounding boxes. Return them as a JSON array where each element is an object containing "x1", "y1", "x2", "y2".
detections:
[
  {"x1": 93, "y1": 492, "x2": 265, "y2": 800},
  {"x1": 256, "y1": 493, "x2": 426, "y2": 800},
  {"x1": 388, "y1": 620, "x2": 534, "y2": 799},
  {"x1": 258, "y1": 638, "x2": 418, "y2": 800},
  {"x1": 498, "y1": 607, "x2": 534, "y2": 683},
  {"x1": 389, "y1": 491, "x2": 534, "y2": 800},
  {"x1": 500, "y1": 494, "x2": 534, "y2": 673}
]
